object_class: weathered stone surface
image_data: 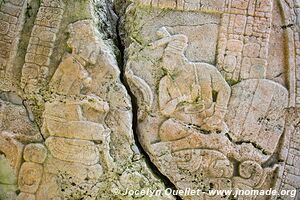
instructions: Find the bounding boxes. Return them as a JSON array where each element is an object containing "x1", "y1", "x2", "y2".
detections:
[
  {"x1": 18, "y1": 162, "x2": 43, "y2": 194},
  {"x1": 16, "y1": 192, "x2": 35, "y2": 200},
  {"x1": 44, "y1": 154, "x2": 103, "y2": 180},
  {"x1": 0, "y1": 91, "x2": 41, "y2": 199},
  {"x1": 0, "y1": 154, "x2": 18, "y2": 199},
  {"x1": 43, "y1": 94, "x2": 110, "y2": 141},
  {"x1": 118, "y1": 0, "x2": 300, "y2": 199},
  {"x1": 46, "y1": 136, "x2": 100, "y2": 165},
  {"x1": 0, "y1": 97, "x2": 41, "y2": 142},
  {"x1": 20, "y1": 0, "x2": 64, "y2": 94},
  {"x1": 226, "y1": 79, "x2": 288, "y2": 154},
  {"x1": 1, "y1": 0, "x2": 300, "y2": 199},
  {"x1": 0, "y1": 0, "x2": 174, "y2": 199},
  {"x1": 23, "y1": 143, "x2": 47, "y2": 164},
  {"x1": 0, "y1": 131, "x2": 23, "y2": 175},
  {"x1": 0, "y1": 0, "x2": 26, "y2": 90}
]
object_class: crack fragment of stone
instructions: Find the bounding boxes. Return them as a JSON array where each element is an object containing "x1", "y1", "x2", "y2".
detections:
[{"x1": 113, "y1": 5, "x2": 182, "y2": 200}]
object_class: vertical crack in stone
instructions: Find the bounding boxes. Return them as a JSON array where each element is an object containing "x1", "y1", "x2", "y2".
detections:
[{"x1": 113, "y1": 5, "x2": 182, "y2": 200}]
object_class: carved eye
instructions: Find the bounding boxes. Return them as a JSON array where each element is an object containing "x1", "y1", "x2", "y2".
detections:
[{"x1": 165, "y1": 54, "x2": 171, "y2": 58}]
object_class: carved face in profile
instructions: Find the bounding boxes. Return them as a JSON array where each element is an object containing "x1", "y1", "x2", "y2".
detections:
[
  {"x1": 161, "y1": 50, "x2": 177, "y2": 72},
  {"x1": 50, "y1": 58, "x2": 92, "y2": 95},
  {"x1": 67, "y1": 20, "x2": 101, "y2": 65},
  {"x1": 79, "y1": 68, "x2": 92, "y2": 89},
  {"x1": 161, "y1": 45, "x2": 187, "y2": 72}
]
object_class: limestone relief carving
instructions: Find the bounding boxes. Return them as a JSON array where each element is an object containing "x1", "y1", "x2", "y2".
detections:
[
  {"x1": 217, "y1": 0, "x2": 273, "y2": 82},
  {"x1": 21, "y1": 0, "x2": 65, "y2": 94},
  {"x1": 226, "y1": 79, "x2": 288, "y2": 155},
  {"x1": 0, "y1": 153, "x2": 18, "y2": 200},
  {"x1": 1, "y1": 0, "x2": 300, "y2": 199},
  {"x1": 0, "y1": 92, "x2": 42, "y2": 199},
  {"x1": 137, "y1": 0, "x2": 225, "y2": 12},
  {"x1": 152, "y1": 27, "x2": 231, "y2": 133},
  {"x1": 123, "y1": 3, "x2": 292, "y2": 195},
  {"x1": 17, "y1": 16, "x2": 171, "y2": 199},
  {"x1": 0, "y1": 0, "x2": 175, "y2": 196},
  {"x1": 135, "y1": 0, "x2": 273, "y2": 83},
  {"x1": 34, "y1": 19, "x2": 113, "y2": 199},
  {"x1": 0, "y1": 0, "x2": 27, "y2": 89},
  {"x1": 126, "y1": 67, "x2": 154, "y2": 120}
]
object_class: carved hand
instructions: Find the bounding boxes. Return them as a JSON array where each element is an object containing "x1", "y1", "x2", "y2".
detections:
[
  {"x1": 177, "y1": 95, "x2": 191, "y2": 103},
  {"x1": 183, "y1": 102, "x2": 205, "y2": 114},
  {"x1": 82, "y1": 95, "x2": 109, "y2": 112},
  {"x1": 202, "y1": 115, "x2": 225, "y2": 132}
]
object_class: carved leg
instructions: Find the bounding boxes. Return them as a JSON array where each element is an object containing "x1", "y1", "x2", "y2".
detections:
[
  {"x1": 170, "y1": 132, "x2": 269, "y2": 164},
  {"x1": 159, "y1": 118, "x2": 191, "y2": 142}
]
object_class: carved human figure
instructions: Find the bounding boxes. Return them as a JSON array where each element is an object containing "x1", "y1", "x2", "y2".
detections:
[
  {"x1": 44, "y1": 55, "x2": 110, "y2": 141},
  {"x1": 150, "y1": 28, "x2": 271, "y2": 166},
  {"x1": 151, "y1": 27, "x2": 231, "y2": 138},
  {"x1": 43, "y1": 20, "x2": 110, "y2": 141},
  {"x1": 43, "y1": 22, "x2": 111, "y2": 165},
  {"x1": 38, "y1": 20, "x2": 112, "y2": 199}
]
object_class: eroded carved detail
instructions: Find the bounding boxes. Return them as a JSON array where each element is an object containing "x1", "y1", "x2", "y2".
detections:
[
  {"x1": 37, "y1": 20, "x2": 113, "y2": 199},
  {"x1": 1, "y1": 0, "x2": 299, "y2": 199},
  {"x1": 21, "y1": 0, "x2": 65, "y2": 93},
  {"x1": 125, "y1": 25, "x2": 289, "y2": 199},
  {"x1": 0, "y1": 0, "x2": 27, "y2": 87},
  {"x1": 226, "y1": 79, "x2": 288, "y2": 154},
  {"x1": 137, "y1": 0, "x2": 226, "y2": 12},
  {"x1": 217, "y1": 0, "x2": 273, "y2": 82},
  {"x1": 23, "y1": 143, "x2": 47, "y2": 164},
  {"x1": 18, "y1": 162, "x2": 43, "y2": 194},
  {"x1": 0, "y1": 131, "x2": 24, "y2": 176},
  {"x1": 152, "y1": 27, "x2": 231, "y2": 133},
  {"x1": 135, "y1": 0, "x2": 273, "y2": 84}
]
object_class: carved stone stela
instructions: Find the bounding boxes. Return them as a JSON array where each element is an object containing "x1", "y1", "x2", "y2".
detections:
[
  {"x1": 123, "y1": 0, "x2": 299, "y2": 199},
  {"x1": 0, "y1": 0, "x2": 172, "y2": 199},
  {"x1": 0, "y1": 0, "x2": 299, "y2": 200}
]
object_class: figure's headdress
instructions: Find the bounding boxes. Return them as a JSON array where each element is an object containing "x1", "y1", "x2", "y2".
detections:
[
  {"x1": 164, "y1": 35, "x2": 188, "y2": 55},
  {"x1": 150, "y1": 27, "x2": 188, "y2": 55}
]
